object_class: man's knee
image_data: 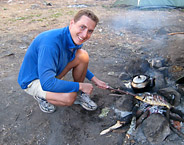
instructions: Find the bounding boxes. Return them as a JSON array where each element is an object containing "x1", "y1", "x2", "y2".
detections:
[
  {"x1": 65, "y1": 95, "x2": 76, "y2": 106},
  {"x1": 76, "y1": 49, "x2": 89, "y2": 63},
  {"x1": 46, "y1": 92, "x2": 77, "y2": 106}
]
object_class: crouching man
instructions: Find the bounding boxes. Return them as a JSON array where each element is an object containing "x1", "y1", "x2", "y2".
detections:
[{"x1": 18, "y1": 9, "x2": 108, "y2": 113}]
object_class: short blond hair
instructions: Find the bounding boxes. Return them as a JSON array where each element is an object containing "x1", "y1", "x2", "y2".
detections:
[{"x1": 74, "y1": 9, "x2": 99, "y2": 25}]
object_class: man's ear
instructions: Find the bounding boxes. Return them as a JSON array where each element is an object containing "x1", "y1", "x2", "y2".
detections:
[{"x1": 70, "y1": 19, "x2": 75, "y2": 26}]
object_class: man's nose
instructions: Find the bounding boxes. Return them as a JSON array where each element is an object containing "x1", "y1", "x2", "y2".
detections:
[{"x1": 82, "y1": 29, "x2": 88, "y2": 38}]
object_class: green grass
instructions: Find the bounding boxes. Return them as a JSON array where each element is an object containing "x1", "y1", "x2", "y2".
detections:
[
  {"x1": 50, "y1": 12, "x2": 63, "y2": 18},
  {"x1": 66, "y1": 10, "x2": 75, "y2": 15},
  {"x1": 13, "y1": 13, "x2": 42, "y2": 21},
  {"x1": 31, "y1": 17, "x2": 47, "y2": 22}
]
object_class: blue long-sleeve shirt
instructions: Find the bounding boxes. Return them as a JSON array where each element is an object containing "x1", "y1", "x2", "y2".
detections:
[{"x1": 18, "y1": 26, "x2": 94, "y2": 93}]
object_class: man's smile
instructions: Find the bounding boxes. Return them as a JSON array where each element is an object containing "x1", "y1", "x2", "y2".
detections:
[{"x1": 78, "y1": 36, "x2": 84, "y2": 41}]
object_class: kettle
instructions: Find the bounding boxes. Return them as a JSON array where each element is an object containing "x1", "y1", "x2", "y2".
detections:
[{"x1": 131, "y1": 74, "x2": 155, "y2": 93}]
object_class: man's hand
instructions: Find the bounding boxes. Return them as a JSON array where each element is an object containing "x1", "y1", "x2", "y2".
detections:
[
  {"x1": 91, "y1": 76, "x2": 108, "y2": 90},
  {"x1": 79, "y1": 83, "x2": 93, "y2": 95}
]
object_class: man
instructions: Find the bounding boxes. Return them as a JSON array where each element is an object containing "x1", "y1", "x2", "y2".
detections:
[{"x1": 18, "y1": 9, "x2": 108, "y2": 113}]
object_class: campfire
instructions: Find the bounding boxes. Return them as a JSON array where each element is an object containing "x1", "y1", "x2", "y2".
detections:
[{"x1": 100, "y1": 58, "x2": 184, "y2": 144}]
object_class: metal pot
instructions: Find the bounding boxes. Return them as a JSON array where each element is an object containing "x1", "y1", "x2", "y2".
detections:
[{"x1": 131, "y1": 75, "x2": 155, "y2": 93}]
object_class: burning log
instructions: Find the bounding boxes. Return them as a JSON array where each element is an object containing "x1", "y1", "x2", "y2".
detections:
[
  {"x1": 136, "y1": 109, "x2": 149, "y2": 127},
  {"x1": 123, "y1": 116, "x2": 136, "y2": 145},
  {"x1": 169, "y1": 114, "x2": 184, "y2": 122},
  {"x1": 170, "y1": 107, "x2": 184, "y2": 118},
  {"x1": 165, "y1": 109, "x2": 184, "y2": 138},
  {"x1": 123, "y1": 104, "x2": 139, "y2": 145}
]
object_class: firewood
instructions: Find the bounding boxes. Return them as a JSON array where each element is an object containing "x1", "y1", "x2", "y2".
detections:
[{"x1": 168, "y1": 32, "x2": 184, "y2": 35}]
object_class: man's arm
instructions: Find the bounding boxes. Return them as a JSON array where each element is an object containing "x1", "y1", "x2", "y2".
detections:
[
  {"x1": 91, "y1": 76, "x2": 108, "y2": 89},
  {"x1": 38, "y1": 45, "x2": 79, "y2": 93}
]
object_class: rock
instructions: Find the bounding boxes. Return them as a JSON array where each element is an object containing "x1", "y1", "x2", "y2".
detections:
[
  {"x1": 124, "y1": 58, "x2": 150, "y2": 75},
  {"x1": 149, "y1": 71, "x2": 166, "y2": 92},
  {"x1": 67, "y1": 4, "x2": 88, "y2": 8},
  {"x1": 177, "y1": 84, "x2": 184, "y2": 96},
  {"x1": 142, "y1": 114, "x2": 171, "y2": 144},
  {"x1": 108, "y1": 71, "x2": 118, "y2": 77},
  {"x1": 118, "y1": 72, "x2": 131, "y2": 80},
  {"x1": 113, "y1": 95, "x2": 134, "y2": 120},
  {"x1": 150, "y1": 57, "x2": 165, "y2": 68},
  {"x1": 0, "y1": 51, "x2": 15, "y2": 58},
  {"x1": 45, "y1": 2, "x2": 52, "y2": 6},
  {"x1": 31, "y1": 4, "x2": 40, "y2": 9},
  {"x1": 158, "y1": 87, "x2": 181, "y2": 106},
  {"x1": 176, "y1": 75, "x2": 184, "y2": 84},
  {"x1": 158, "y1": 67, "x2": 169, "y2": 77},
  {"x1": 115, "y1": 95, "x2": 134, "y2": 112},
  {"x1": 7, "y1": 0, "x2": 12, "y2": 3}
]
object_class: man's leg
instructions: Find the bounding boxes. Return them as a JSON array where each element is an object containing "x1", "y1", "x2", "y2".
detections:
[
  {"x1": 24, "y1": 79, "x2": 56, "y2": 113},
  {"x1": 46, "y1": 49, "x2": 97, "y2": 111},
  {"x1": 25, "y1": 49, "x2": 90, "y2": 113},
  {"x1": 56, "y1": 49, "x2": 89, "y2": 81},
  {"x1": 46, "y1": 49, "x2": 89, "y2": 106}
]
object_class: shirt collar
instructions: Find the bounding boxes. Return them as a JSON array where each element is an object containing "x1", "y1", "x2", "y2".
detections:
[{"x1": 66, "y1": 26, "x2": 83, "y2": 50}]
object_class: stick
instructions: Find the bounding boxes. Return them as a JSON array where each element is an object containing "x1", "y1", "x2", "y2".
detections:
[
  {"x1": 100, "y1": 121, "x2": 123, "y2": 135},
  {"x1": 107, "y1": 86, "x2": 137, "y2": 97},
  {"x1": 112, "y1": 128, "x2": 129, "y2": 133},
  {"x1": 109, "y1": 93, "x2": 126, "y2": 97},
  {"x1": 168, "y1": 32, "x2": 184, "y2": 35}
]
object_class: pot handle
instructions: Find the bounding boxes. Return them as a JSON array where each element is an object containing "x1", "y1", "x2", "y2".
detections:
[{"x1": 150, "y1": 78, "x2": 155, "y2": 88}]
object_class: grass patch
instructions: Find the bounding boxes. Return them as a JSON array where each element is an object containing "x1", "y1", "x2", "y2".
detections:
[
  {"x1": 15, "y1": 16, "x2": 32, "y2": 20},
  {"x1": 66, "y1": 10, "x2": 75, "y2": 15},
  {"x1": 50, "y1": 12, "x2": 63, "y2": 18},
  {"x1": 13, "y1": 13, "x2": 42, "y2": 21},
  {"x1": 31, "y1": 17, "x2": 47, "y2": 22}
]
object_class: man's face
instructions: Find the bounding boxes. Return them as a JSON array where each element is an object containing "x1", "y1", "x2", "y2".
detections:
[{"x1": 69, "y1": 15, "x2": 96, "y2": 45}]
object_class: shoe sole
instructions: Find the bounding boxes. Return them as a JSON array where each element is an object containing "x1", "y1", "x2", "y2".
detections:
[
  {"x1": 74, "y1": 97, "x2": 97, "y2": 111},
  {"x1": 33, "y1": 96, "x2": 56, "y2": 113},
  {"x1": 38, "y1": 104, "x2": 56, "y2": 113},
  {"x1": 80, "y1": 102, "x2": 97, "y2": 111}
]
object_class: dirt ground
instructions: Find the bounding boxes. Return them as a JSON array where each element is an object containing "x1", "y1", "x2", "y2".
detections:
[{"x1": 0, "y1": 0, "x2": 184, "y2": 145}]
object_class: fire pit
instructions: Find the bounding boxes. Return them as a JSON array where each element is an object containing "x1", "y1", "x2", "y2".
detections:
[
  {"x1": 100, "y1": 87, "x2": 184, "y2": 144},
  {"x1": 100, "y1": 58, "x2": 184, "y2": 144}
]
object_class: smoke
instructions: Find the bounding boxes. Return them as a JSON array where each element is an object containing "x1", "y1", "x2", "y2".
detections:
[{"x1": 110, "y1": 10, "x2": 173, "y2": 32}]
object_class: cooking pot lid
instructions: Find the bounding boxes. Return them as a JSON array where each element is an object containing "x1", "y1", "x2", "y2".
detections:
[{"x1": 133, "y1": 75, "x2": 147, "y2": 83}]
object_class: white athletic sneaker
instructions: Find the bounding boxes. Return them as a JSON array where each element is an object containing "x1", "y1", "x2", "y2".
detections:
[
  {"x1": 33, "y1": 96, "x2": 56, "y2": 113},
  {"x1": 74, "y1": 93, "x2": 97, "y2": 111}
]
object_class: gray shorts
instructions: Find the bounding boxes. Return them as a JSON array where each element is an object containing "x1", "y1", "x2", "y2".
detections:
[{"x1": 24, "y1": 79, "x2": 46, "y2": 99}]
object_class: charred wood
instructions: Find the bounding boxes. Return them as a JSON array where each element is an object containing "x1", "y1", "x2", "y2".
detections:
[
  {"x1": 136, "y1": 110, "x2": 149, "y2": 127},
  {"x1": 166, "y1": 109, "x2": 184, "y2": 139},
  {"x1": 123, "y1": 104, "x2": 139, "y2": 145},
  {"x1": 170, "y1": 107, "x2": 184, "y2": 118}
]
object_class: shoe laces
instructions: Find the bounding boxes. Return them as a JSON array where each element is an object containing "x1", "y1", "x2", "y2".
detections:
[
  {"x1": 80, "y1": 93, "x2": 91, "y2": 101},
  {"x1": 40, "y1": 100, "x2": 54, "y2": 109}
]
